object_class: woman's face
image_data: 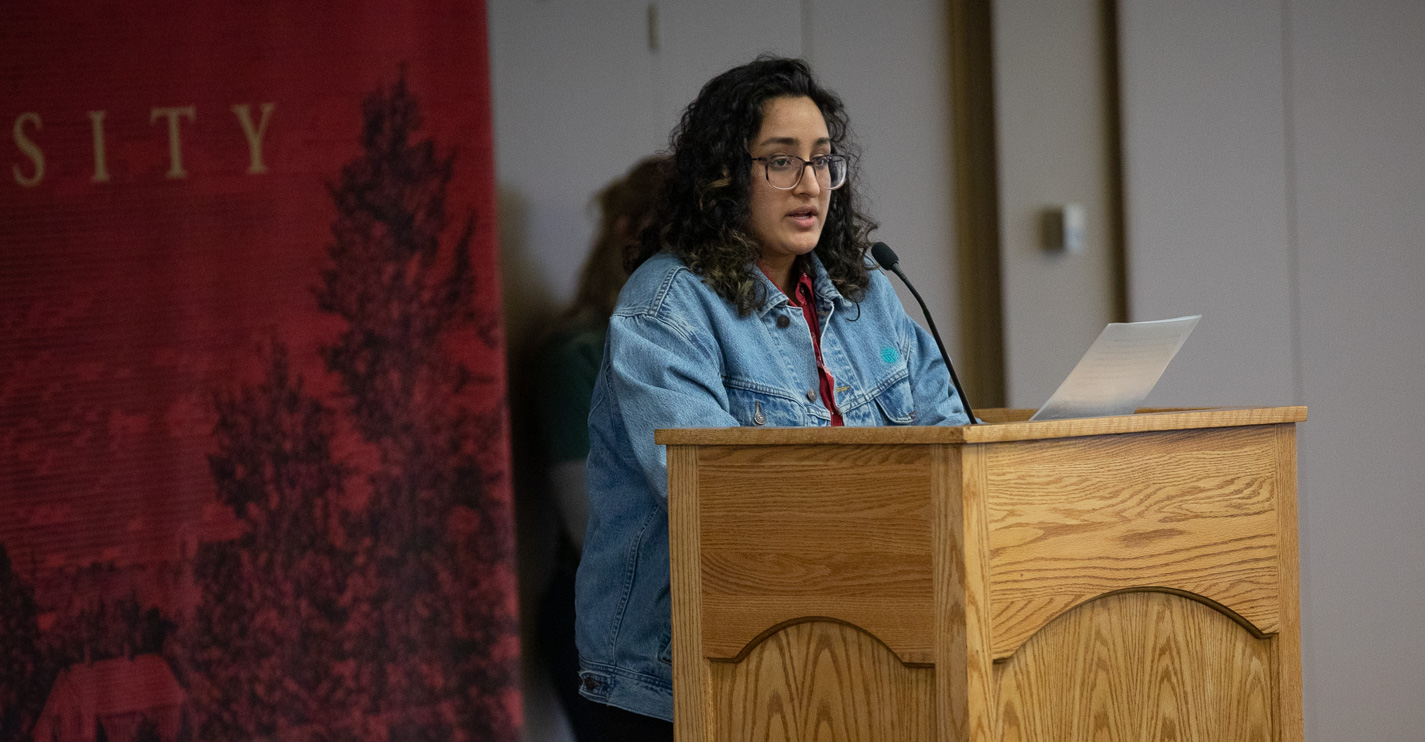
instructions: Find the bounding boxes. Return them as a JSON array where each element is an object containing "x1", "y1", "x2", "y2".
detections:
[{"x1": 747, "y1": 96, "x2": 833, "y2": 266}]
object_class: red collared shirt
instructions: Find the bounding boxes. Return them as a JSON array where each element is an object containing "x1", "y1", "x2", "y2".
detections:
[{"x1": 763, "y1": 262, "x2": 844, "y2": 426}]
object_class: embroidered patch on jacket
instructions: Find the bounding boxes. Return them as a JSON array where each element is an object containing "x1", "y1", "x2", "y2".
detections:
[{"x1": 880, "y1": 346, "x2": 899, "y2": 364}]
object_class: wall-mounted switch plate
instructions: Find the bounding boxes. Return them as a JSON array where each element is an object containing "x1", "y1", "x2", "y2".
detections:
[{"x1": 1042, "y1": 203, "x2": 1086, "y2": 253}]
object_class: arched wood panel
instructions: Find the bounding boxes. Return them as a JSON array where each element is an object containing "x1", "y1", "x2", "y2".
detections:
[
  {"x1": 710, "y1": 620, "x2": 935, "y2": 742},
  {"x1": 995, "y1": 590, "x2": 1276, "y2": 742}
]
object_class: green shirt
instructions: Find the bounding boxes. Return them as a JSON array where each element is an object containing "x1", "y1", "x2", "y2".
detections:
[{"x1": 534, "y1": 319, "x2": 607, "y2": 465}]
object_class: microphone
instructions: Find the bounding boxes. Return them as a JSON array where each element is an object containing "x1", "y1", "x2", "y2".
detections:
[{"x1": 871, "y1": 242, "x2": 977, "y2": 425}]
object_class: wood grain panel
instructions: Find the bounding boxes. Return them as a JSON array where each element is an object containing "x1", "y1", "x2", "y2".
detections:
[
  {"x1": 697, "y1": 444, "x2": 935, "y2": 663},
  {"x1": 996, "y1": 590, "x2": 1276, "y2": 742},
  {"x1": 710, "y1": 620, "x2": 935, "y2": 742},
  {"x1": 985, "y1": 427, "x2": 1282, "y2": 657}
]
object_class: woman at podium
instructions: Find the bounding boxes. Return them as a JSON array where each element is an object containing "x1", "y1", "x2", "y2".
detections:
[{"x1": 574, "y1": 56, "x2": 971, "y2": 738}]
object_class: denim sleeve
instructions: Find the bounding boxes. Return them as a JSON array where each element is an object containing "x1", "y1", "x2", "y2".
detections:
[
  {"x1": 899, "y1": 297, "x2": 971, "y2": 427},
  {"x1": 605, "y1": 312, "x2": 740, "y2": 501}
]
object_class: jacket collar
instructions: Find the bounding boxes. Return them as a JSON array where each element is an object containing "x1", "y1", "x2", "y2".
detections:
[{"x1": 752, "y1": 253, "x2": 856, "y2": 317}]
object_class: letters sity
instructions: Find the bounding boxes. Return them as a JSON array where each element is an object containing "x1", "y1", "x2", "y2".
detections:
[{"x1": 11, "y1": 103, "x2": 275, "y2": 186}]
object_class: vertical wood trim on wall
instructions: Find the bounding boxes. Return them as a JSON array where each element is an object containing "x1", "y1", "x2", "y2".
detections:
[
  {"x1": 1277, "y1": 0, "x2": 1305, "y2": 406},
  {"x1": 949, "y1": 0, "x2": 1007, "y2": 407},
  {"x1": 1102, "y1": 0, "x2": 1129, "y2": 322}
]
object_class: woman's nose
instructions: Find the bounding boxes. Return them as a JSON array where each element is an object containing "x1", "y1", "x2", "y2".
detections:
[{"x1": 794, "y1": 162, "x2": 822, "y2": 196}]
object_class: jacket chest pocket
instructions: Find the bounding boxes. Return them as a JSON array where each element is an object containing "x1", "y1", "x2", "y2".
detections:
[
  {"x1": 841, "y1": 362, "x2": 916, "y2": 426},
  {"x1": 871, "y1": 374, "x2": 916, "y2": 424},
  {"x1": 725, "y1": 381, "x2": 807, "y2": 427}
]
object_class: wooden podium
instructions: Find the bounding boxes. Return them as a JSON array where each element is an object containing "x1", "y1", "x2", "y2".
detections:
[{"x1": 659, "y1": 406, "x2": 1306, "y2": 742}]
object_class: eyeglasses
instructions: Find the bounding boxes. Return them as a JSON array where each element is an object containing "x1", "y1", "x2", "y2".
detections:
[{"x1": 750, "y1": 154, "x2": 848, "y2": 190}]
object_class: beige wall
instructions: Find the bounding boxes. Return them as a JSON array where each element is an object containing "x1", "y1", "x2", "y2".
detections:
[
  {"x1": 1118, "y1": 0, "x2": 1425, "y2": 738},
  {"x1": 1119, "y1": 0, "x2": 1298, "y2": 407}
]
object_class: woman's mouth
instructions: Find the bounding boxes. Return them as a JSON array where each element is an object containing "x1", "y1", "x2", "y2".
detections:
[{"x1": 786, "y1": 207, "x2": 818, "y2": 228}]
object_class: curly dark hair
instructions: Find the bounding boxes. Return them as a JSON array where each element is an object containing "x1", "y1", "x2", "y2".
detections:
[{"x1": 631, "y1": 56, "x2": 877, "y2": 315}]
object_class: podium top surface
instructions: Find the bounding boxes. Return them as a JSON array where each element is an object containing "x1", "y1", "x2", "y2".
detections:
[{"x1": 655, "y1": 406, "x2": 1306, "y2": 446}]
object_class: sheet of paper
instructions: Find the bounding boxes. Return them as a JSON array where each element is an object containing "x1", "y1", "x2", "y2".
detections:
[{"x1": 1030, "y1": 315, "x2": 1200, "y2": 421}]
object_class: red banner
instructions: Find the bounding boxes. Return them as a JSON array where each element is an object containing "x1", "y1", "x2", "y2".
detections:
[{"x1": 0, "y1": 4, "x2": 518, "y2": 741}]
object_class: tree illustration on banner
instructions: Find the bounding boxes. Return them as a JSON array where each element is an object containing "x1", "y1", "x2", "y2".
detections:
[
  {"x1": 179, "y1": 75, "x2": 517, "y2": 742},
  {"x1": 181, "y1": 348, "x2": 353, "y2": 741},
  {"x1": 0, "y1": 545, "x2": 43, "y2": 742}
]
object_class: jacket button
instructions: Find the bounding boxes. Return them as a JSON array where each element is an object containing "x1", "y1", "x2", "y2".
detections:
[
  {"x1": 776, "y1": 315, "x2": 791, "y2": 329},
  {"x1": 805, "y1": 389, "x2": 818, "y2": 402}
]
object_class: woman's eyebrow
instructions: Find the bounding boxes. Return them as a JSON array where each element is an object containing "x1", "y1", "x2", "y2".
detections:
[
  {"x1": 755, "y1": 135, "x2": 832, "y2": 148},
  {"x1": 756, "y1": 136, "x2": 799, "y2": 148}
]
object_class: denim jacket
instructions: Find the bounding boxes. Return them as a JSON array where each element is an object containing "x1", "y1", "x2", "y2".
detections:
[{"x1": 574, "y1": 250, "x2": 969, "y2": 721}]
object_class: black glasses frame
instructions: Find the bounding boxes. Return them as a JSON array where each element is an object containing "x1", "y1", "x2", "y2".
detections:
[{"x1": 750, "y1": 154, "x2": 849, "y2": 190}]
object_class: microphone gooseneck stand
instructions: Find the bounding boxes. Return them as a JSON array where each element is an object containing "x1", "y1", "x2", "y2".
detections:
[{"x1": 870, "y1": 241, "x2": 977, "y2": 425}]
